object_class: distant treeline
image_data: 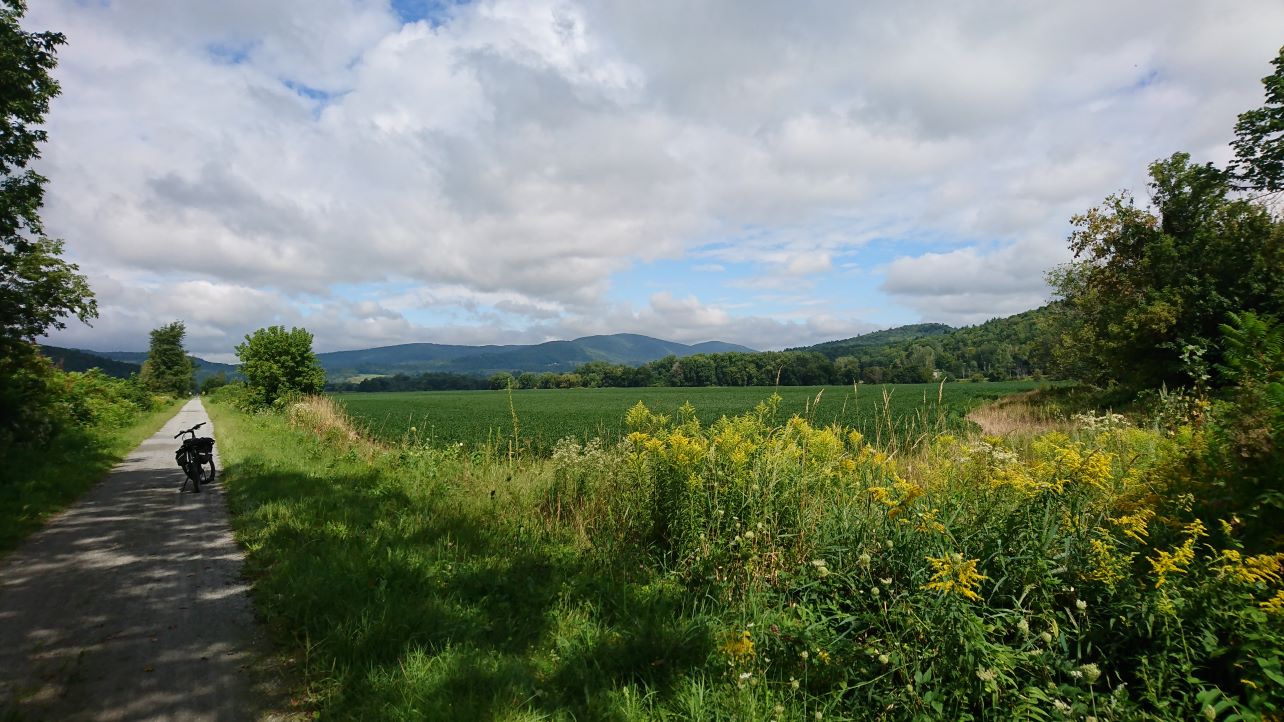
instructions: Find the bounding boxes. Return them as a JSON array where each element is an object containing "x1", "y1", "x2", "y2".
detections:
[
  {"x1": 329, "y1": 372, "x2": 491, "y2": 393},
  {"x1": 332, "y1": 310, "x2": 1050, "y2": 393}
]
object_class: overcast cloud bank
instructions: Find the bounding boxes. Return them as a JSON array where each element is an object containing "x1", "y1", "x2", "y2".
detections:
[{"x1": 31, "y1": 0, "x2": 1284, "y2": 359}]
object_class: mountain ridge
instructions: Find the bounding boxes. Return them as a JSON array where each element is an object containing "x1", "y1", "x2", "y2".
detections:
[{"x1": 316, "y1": 333, "x2": 757, "y2": 379}]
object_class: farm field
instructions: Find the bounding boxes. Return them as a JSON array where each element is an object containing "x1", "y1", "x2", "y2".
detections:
[{"x1": 333, "y1": 381, "x2": 1045, "y2": 451}]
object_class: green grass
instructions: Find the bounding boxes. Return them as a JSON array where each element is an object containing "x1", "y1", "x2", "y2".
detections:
[
  {"x1": 0, "y1": 398, "x2": 185, "y2": 554},
  {"x1": 209, "y1": 390, "x2": 1284, "y2": 720},
  {"x1": 207, "y1": 399, "x2": 720, "y2": 721},
  {"x1": 334, "y1": 381, "x2": 1044, "y2": 453}
]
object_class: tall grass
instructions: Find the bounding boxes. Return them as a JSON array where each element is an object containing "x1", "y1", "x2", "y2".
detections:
[{"x1": 210, "y1": 392, "x2": 1283, "y2": 720}]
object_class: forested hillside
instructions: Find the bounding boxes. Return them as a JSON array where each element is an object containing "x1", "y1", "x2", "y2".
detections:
[
  {"x1": 316, "y1": 333, "x2": 755, "y2": 380},
  {"x1": 38, "y1": 345, "x2": 140, "y2": 379},
  {"x1": 337, "y1": 313, "x2": 1053, "y2": 391},
  {"x1": 795, "y1": 307, "x2": 1052, "y2": 383}
]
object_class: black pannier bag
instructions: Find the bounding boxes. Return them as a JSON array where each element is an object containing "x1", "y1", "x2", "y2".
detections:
[{"x1": 179, "y1": 436, "x2": 215, "y2": 463}]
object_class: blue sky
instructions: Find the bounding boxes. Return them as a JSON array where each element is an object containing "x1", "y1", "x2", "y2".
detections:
[{"x1": 29, "y1": 0, "x2": 1284, "y2": 360}]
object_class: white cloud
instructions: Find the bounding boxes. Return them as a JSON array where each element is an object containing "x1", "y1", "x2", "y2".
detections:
[{"x1": 27, "y1": 0, "x2": 1284, "y2": 353}]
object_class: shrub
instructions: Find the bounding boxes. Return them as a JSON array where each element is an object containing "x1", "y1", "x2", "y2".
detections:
[
  {"x1": 541, "y1": 395, "x2": 1283, "y2": 718},
  {"x1": 234, "y1": 325, "x2": 325, "y2": 407}
]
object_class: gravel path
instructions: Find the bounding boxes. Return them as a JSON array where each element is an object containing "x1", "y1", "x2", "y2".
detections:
[{"x1": 0, "y1": 398, "x2": 262, "y2": 721}]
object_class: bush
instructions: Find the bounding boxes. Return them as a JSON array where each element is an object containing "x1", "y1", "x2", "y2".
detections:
[
  {"x1": 234, "y1": 326, "x2": 325, "y2": 407},
  {"x1": 0, "y1": 344, "x2": 67, "y2": 448},
  {"x1": 540, "y1": 396, "x2": 1283, "y2": 719},
  {"x1": 1170, "y1": 312, "x2": 1284, "y2": 553}
]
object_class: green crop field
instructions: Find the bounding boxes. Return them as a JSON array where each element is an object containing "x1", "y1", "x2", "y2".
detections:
[{"x1": 332, "y1": 381, "x2": 1045, "y2": 451}]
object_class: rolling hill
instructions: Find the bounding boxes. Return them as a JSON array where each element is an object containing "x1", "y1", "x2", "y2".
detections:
[
  {"x1": 317, "y1": 333, "x2": 756, "y2": 379},
  {"x1": 801, "y1": 323, "x2": 955, "y2": 358},
  {"x1": 39, "y1": 346, "x2": 142, "y2": 379},
  {"x1": 791, "y1": 307, "x2": 1052, "y2": 381},
  {"x1": 86, "y1": 351, "x2": 239, "y2": 385}
]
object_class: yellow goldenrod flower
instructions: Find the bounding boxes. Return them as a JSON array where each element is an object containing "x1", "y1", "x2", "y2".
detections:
[
  {"x1": 923, "y1": 553, "x2": 988, "y2": 601},
  {"x1": 1147, "y1": 521, "x2": 1205, "y2": 588},
  {"x1": 1260, "y1": 590, "x2": 1284, "y2": 615},
  {"x1": 1111, "y1": 508, "x2": 1155, "y2": 543},
  {"x1": 1085, "y1": 537, "x2": 1130, "y2": 589},
  {"x1": 1216, "y1": 550, "x2": 1284, "y2": 585},
  {"x1": 721, "y1": 630, "x2": 755, "y2": 659}
]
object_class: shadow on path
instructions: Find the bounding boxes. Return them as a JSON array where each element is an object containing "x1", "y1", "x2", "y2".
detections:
[{"x1": 0, "y1": 399, "x2": 262, "y2": 721}]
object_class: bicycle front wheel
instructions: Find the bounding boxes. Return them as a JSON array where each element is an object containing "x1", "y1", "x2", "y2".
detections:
[{"x1": 189, "y1": 462, "x2": 204, "y2": 493}]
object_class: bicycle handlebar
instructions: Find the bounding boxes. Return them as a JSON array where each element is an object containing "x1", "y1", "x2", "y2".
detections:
[{"x1": 173, "y1": 422, "x2": 205, "y2": 439}]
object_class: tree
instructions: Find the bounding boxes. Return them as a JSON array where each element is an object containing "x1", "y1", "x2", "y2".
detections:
[
  {"x1": 1047, "y1": 153, "x2": 1283, "y2": 389},
  {"x1": 140, "y1": 321, "x2": 194, "y2": 395},
  {"x1": 1231, "y1": 45, "x2": 1284, "y2": 193},
  {"x1": 199, "y1": 371, "x2": 228, "y2": 395},
  {"x1": 234, "y1": 326, "x2": 325, "y2": 405},
  {"x1": 0, "y1": 0, "x2": 94, "y2": 355}
]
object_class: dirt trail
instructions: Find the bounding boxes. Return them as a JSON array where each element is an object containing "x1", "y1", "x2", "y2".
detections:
[{"x1": 0, "y1": 398, "x2": 262, "y2": 721}]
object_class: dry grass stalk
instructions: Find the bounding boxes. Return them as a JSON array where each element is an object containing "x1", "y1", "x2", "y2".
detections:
[
  {"x1": 966, "y1": 391, "x2": 1070, "y2": 437},
  {"x1": 286, "y1": 395, "x2": 383, "y2": 459}
]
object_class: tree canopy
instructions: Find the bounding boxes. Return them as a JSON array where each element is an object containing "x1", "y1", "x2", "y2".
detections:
[
  {"x1": 1047, "y1": 154, "x2": 1284, "y2": 389},
  {"x1": 0, "y1": 0, "x2": 94, "y2": 354},
  {"x1": 1231, "y1": 45, "x2": 1284, "y2": 193},
  {"x1": 140, "y1": 321, "x2": 194, "y2": 396},
  {"x1": 235, "y1": 326, "x2": 325, "y2": 406}
]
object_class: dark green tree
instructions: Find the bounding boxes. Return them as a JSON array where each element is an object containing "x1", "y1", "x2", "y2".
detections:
[
  {"x1": 0, "y1": 1, "x2": 96, "y2": 446},
  {"x1": 1047, "y1": 153, "x2": 1283, "y2": 389},
  {"x1": 199, "y1": 371, "x2": 228, "y2": 395},
  {"x1": 235, "y1": 326, "x2": 325, "y2": 405},
  {"x1": 0, "y1": 0, "x2": 94, "y2": 354},
  {"x1": 140, "y1": 321, "x2": 194, "y2": 396},
  {"x1": 1231, "y1": 45, "x2": 1284, "y2": 193}
]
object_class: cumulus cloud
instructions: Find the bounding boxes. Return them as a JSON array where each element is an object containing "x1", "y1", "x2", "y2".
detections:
[{"x1": 28, "y1": 0, "x2": 1284, "y2": 354}]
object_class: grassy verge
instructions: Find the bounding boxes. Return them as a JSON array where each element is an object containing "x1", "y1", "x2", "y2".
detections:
[
  {"x1": 0, "y1": 398, "x2": 185, "y2": 554},
  {"x1": 210, "y1": 394, "x2": 1284, "y2": 720},
  {"x1": 207, "y1": 398, "x2": 716, "y2": 720}
]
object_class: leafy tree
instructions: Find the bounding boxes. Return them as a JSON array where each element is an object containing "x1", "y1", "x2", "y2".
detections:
[
  {"x1": 140, "y1": 321, "x2": 194, "y2": 396},
  {"x1": 0, "y1": 0, "x2": 94, "y2": 355},
  {"x1": 199, "y1": 371, "x2": 229, "y2": 395},
  {"x1": 1231, "y1": 45, "x2": 1284, "y2": 193},
  {"x1": 1047, "y1": 153, "x2": 1283, "y2": 389},
  {"x1": 235, "y1": 326, "x2": 325, "y2": 406},
  {"x1": 0, "y1": 1, "x2": 95, "y2": 446}
]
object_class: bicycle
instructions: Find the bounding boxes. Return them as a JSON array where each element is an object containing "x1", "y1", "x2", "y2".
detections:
[{"x1": 174, "y1": 422, "x2": 216, "y2": 493}]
